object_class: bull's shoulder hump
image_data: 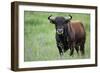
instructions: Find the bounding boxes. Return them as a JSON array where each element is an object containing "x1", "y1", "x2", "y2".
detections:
[
  {"x1": 70, "y1": 20, "x2": 83, "y2": 26},
  {"x1": 70, "y1": 20, "x2": 82, "y2": 23}
]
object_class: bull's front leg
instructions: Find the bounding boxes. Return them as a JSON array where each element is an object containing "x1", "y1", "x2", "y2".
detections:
[{"x1": 57, "y1": 42, "x2": 64, "y2": 56}]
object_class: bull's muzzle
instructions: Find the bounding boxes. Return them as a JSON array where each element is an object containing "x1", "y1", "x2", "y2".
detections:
[{"x1": 57, "y1": 29, "x2": 63, "y2": 34}]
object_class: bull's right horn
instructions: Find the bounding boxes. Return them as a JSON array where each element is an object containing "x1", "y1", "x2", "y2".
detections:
[{"x1": 48, "y1": 15, "x2": 56, "y2": 21}]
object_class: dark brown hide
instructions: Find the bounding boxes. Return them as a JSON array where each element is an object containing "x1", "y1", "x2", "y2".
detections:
[{"x1": 67, "y1": 21, "x2": 86, "y2": 56}]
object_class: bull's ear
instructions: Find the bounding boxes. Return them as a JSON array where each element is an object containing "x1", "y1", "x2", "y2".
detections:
[{"x1": 48, "y1": 15, "x2": 56, "y2": 24}]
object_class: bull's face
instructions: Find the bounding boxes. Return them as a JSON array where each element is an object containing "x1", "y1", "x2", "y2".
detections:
[
  {"x1": 48, "y1": 15, "x2": 72, "y2": 35},
  {"x1": 54, "y1": 17, "x2": 65, "y2": 34}
]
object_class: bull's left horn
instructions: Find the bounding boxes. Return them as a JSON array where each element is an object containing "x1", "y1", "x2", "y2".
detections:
[
  {"x1": 64, "y1": 15, "x2": 72, "y2": 20},
  {"x1": 68, "y1": 15, "x2": 72, "y2": 20}
]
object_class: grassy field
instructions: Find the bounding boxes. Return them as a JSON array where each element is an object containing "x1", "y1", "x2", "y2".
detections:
[{"x1": 24, "y1": 11, "x2": 90, "y2": 62}]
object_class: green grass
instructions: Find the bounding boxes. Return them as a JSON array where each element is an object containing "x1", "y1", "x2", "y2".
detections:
[{"x1": 24, "y1": 11, "x2": 90, "y2": 61}]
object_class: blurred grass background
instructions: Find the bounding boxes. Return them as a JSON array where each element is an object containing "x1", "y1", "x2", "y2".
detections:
[{"x1": 24, "y1": 11, "x2": 90, "y2": 61}]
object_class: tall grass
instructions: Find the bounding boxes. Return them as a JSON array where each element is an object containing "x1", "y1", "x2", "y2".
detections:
[{"x1": 24, "y1": 11, "x2": 90, "y2": 61}]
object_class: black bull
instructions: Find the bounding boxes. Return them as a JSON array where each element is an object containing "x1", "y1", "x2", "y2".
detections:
[{"x1": 48, "y1": 15, "x2": 86, "y2": 56}]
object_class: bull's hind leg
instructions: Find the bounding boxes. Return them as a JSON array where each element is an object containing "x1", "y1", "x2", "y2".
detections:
[
  {"x1": 80, "y1": 45, "x2": 85, "y2": 55},
  {"x1": 70, "y1": 42, "x2": 75, "y2": 56},
  {"x1": 80, "y1": 42, "x2": 85, "y2": 56}
]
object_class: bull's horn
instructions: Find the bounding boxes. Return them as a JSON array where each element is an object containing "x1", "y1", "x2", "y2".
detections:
[
  {"x1": 48, "y1": 15, "x2": 56, "y2": 21},
  {"x1": 64, "y1": 15, "x2": 72, "y2": 20}
]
